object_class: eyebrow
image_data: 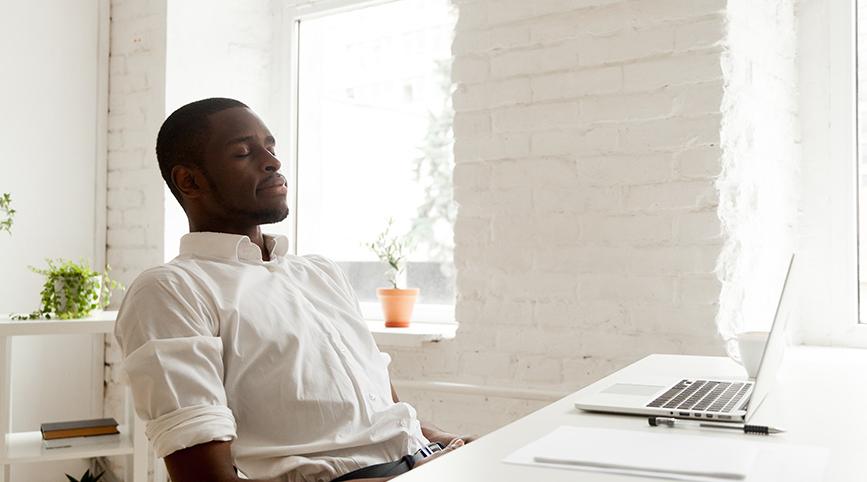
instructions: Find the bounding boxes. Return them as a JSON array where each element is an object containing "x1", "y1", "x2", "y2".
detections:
[{"x1": 225, "y1": 135, "x2": 276, "y2": 146}]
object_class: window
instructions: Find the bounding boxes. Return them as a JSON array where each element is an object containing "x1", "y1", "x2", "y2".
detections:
[
  {"x1": 859, "y1": 0, "x2": 867, "y2": 323},
  {"x1": 798, "y1": 0, "x2": 866, "y2": 345},
  {"x1": 292, "y1": 0, "x2": 457, "y2": 321}
]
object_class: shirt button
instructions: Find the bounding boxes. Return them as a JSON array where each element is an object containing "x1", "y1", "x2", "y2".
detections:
[
  {"x1": 399, "y1": 420, "x2": 408, "y2": 428},
  {"x1": 368, "y1": 393, "x2": 377, "y2": 401}
]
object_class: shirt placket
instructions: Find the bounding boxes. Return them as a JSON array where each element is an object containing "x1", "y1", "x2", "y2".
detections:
[{"x1": 320, "y1": 317, "x2": 382, "y2": 421}]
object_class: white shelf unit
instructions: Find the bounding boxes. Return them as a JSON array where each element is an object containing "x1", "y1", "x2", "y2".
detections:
[{"x1": 0, "y1": 311, "x2": 148, "y2": 482}]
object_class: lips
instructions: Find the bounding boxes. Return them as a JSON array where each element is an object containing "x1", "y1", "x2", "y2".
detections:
[{"x1": 257, "y1": 175, "x2": 287, "y2": 191}]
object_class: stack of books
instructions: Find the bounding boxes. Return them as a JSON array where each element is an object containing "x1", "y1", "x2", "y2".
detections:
[{"x1": 40, "y1": 417, "x2": 120, "y2": 449}]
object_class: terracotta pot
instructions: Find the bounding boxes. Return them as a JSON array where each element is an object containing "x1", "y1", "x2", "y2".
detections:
[{"x1": 377, "y1": 288, "x2": 420, "y2": 328}]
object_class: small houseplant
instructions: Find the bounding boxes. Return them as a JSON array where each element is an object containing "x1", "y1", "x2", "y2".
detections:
[
  {"x1": 11, "y1": 258, "x2": 123, "y2": 320},
  {"x1": 366, "y1": 219, "x2": 419, "y2": 328},
  {"x1": 65, "y1": 469, "x2": 104, "y2": 482},
  {"x1": 0, "y1": 192, "x2": 14, "y2": 235}
]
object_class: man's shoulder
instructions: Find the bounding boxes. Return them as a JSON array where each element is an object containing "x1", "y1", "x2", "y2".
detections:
[
  {"x1": 299, "y1": 254, "x2": 344, "y2": 280},
  {"x1": 115, "y1": 262, "x2": 218, "y2": 337},
  {"x1": 300, "y1": 253, "x2": 337, "y2": 269},
  {"x1": 124, "y1": 262, "x2": 200, "y2": 298}
]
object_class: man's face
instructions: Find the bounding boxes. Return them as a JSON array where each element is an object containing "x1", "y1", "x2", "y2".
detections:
[{"x1": 198, "y1": 107, "x2": 289, "y2": 225}]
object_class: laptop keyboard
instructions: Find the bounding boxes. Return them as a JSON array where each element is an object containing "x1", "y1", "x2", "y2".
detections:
[{"x1": 646, "y1": 380, "x2": 752, "y2": 413}]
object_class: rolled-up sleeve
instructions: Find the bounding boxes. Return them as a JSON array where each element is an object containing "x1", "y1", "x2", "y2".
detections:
[{"x1": 114, "y1": 271, "x2": 236, "y2": 458}]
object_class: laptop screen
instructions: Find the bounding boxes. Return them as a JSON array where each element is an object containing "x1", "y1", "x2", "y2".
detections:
[{"x1": 746, "y1": 254, "x2": 795, "y2": 420}]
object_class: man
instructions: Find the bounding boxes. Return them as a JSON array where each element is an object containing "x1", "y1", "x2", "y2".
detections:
[{"x1": 114, "y1": 98, "x2": 468, "y2": 482}]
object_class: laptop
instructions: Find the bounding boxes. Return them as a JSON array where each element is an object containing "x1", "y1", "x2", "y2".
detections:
[{"x1": 574, "y1": 254, "x2": 795, "y2": 423}]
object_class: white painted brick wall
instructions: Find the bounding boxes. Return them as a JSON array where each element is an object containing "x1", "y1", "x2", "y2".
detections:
[
  {"x1": 103, "y1": 0, "x2": 168, "y2": 478},
  {"x1": 105, "y1": 0, "x2": 167, "y2": 287},
  {"x1": 388, "y1": 0, "x2": 730, "y2": 438}
]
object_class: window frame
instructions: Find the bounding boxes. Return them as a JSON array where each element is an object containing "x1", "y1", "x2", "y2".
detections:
[
  {"x1": 278, "y1": 0, "x2": 458, "y2": 324},
  {"x1": 798, "y1": 0, "x2": 867, "y2": 346}
]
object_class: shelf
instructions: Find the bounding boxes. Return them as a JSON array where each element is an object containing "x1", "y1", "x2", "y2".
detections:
[
  {"x1": 0, "y1": 310, "x2": 118, "y2": 336},
  {"x1": 366, "y1": 320, "x2": 458, "y2": 347},
  {"x1": 1, "y1": 426, "x2": 133, "y2": 464}
]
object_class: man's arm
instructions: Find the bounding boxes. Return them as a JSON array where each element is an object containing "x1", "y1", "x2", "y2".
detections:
[
  {"x1": 166, "y1": 441, "x2": 394, "y2": 482},
  {"x1": 165, "y1": 441, "x2": 281, "y2": 482},
  {"x1": 165, "y1": 438, "x2": 464, "y2": 482},
  {"x1": 336, "y1": 438, "x2": 465, "y2": 482}
]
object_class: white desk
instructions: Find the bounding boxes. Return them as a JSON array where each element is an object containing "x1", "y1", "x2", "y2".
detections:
[{"x1": 395, "y1": 346, "x2": 867, "y2": 481}]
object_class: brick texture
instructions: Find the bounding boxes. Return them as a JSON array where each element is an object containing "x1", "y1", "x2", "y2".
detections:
[{"x1": 387, "y1": 0, "x2": 730, "y2": 437}]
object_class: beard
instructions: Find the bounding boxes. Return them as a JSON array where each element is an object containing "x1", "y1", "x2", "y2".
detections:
[
  {"x1": 202, "y1": 168, "x2": 289, "y2": 225},
  {"x1": 240, "y1": 204, "x2": 290, "y2": 225}
]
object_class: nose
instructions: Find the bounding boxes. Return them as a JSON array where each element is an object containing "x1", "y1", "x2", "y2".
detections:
[{"x1": 262, "y1": 147, "x2": 281, "y2": 173}]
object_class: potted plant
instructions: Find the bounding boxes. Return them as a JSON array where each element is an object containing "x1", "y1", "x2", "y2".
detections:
[
  {"x1": 65, "y1": 469, "x2": 103, "y2": 482},
  {"x1": 0, "y1": 192, "x2": 14, "y2": 235},
  {"x1": 366, "y1": 219, "x2": 418, "y2": 328},
  {"x1": 11, "y1": 258, "x2": 123, "y2": 320}
]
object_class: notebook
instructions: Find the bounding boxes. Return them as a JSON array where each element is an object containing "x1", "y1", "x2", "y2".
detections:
[{"x1": 503, "y1": 426, "x2": 828, "y2": 482}]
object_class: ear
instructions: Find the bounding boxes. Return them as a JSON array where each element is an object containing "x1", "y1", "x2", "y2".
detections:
[{"x1": 171, "y1": 164, "x2": 209, "y2": 201}]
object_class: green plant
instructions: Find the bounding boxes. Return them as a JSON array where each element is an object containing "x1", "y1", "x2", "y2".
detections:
[
  {"x1": 365, "y1": 219, "x2": 414, "y2": 289},
  {"x1": 65, "y1": 469, "x2": 104, "y2": 482},
  {"x1": 11, "y1": 258, "x2": 123, "y2": 320},
  {"x1": 0, "y1": 192, "x2": 14, "y2": 235}
]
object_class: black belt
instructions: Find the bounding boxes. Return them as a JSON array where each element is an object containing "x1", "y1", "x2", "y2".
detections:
[{"x1": 331, "y1": 442, "x2": 445, "y2": 481}]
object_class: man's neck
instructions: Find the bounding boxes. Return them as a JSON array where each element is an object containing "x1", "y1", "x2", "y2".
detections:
[{"x1": 189, "y1": 223, "x2": 270, "y2": 262}]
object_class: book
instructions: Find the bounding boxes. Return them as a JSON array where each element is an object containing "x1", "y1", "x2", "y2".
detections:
[
  {"x1": 43, "y1": 433, "x2": 121, "y2": 449},
  {"x1": 41, "y1": 417, "x2": 119, "y2": 440}
]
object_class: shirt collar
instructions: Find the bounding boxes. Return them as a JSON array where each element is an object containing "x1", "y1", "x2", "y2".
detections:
[{"x1": 179, "y1": 232, "x2": 290, "y2": 262}]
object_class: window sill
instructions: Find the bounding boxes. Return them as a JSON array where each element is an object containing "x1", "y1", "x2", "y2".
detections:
[
  {"x1": 802, "y1": 318, "x2": 867, "y2": 349},
  {"x1": 365, "y1": 320, "x2": 457, "y2": 347}
]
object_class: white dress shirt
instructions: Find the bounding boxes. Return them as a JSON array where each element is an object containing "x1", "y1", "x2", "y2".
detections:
[{"x1": 114, "y1": 232, "x2": 430, "y2": 482}]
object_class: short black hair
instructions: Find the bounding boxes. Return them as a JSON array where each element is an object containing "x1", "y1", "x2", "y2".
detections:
[{"x1": 156, "y1": 97, "x2": 249, "y2": 205}]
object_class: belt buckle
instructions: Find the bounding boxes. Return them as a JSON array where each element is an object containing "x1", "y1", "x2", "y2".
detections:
[
  {"x1": 417, "y1": 442, "x2": 444, "y2": 459},
  {"x1": 428, "y1": 442, "x2": 445, "y2": 453}
]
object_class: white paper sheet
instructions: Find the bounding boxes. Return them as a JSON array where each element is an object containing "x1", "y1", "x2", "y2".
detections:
[{"x1": 503, "y1": 426, "x2": 829, "y2": 482}]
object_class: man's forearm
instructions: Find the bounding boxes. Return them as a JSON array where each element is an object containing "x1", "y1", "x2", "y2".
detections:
[
  {"x1": 422, "y1": 420, "x2": 465, "y2": 443},
  {"x1": 421, "y1": 421, "x2": 477, "y2": 445},
  {"x1": 420, "y1": 420, "x2": 444, "y2": 437}
]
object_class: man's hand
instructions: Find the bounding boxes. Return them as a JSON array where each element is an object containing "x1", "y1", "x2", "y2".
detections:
[
  {"x1": 414, "y1": 437, "x2": 465, "y2": 468},
  {"x1": 421, "y1": 425, "x2": 478, "y2": 446},
  {"x1": 337, "y1": 438, "x2": 465, "y2": 482},
  {"x1": 389, "y1": 384, "x2": 477, "y2": 445}
]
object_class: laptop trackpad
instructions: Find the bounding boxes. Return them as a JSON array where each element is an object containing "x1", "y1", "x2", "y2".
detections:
[{"x1": 601, "y1": 383, "x2": 666, "y2": 397}]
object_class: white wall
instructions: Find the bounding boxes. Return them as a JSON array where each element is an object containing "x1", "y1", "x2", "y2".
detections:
[
  {"x1": 0, "y1": 1, "x2": 105, "y2": 480},
  {"x1": 163, "y1": 0, "x2": 278, "y2": 260}
]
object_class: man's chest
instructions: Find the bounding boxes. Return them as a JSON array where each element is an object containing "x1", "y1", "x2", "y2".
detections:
[{"x1": 205, "y1": 265, "x2": 392, "y2": 406}]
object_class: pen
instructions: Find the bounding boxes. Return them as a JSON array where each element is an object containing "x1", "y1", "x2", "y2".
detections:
[{"x1": 648, "y1": 416, "x2": 785, "y2": 435}]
